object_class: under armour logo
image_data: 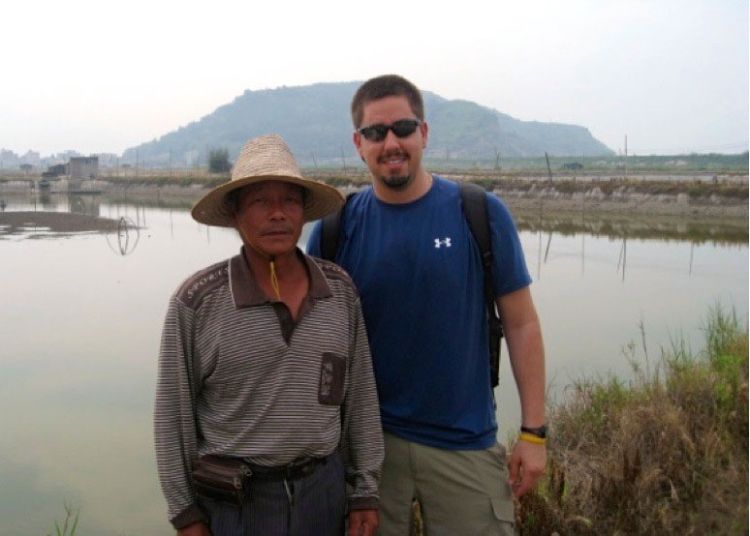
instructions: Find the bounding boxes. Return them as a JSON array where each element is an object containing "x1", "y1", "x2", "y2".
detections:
[{"x1": 434, "y1": 237, "x2": 452, "y2": 248}]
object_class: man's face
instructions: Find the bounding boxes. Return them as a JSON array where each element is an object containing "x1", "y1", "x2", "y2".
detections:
[
  {"x1": 353, "y1": 95, "x2": 428, "y2": 191},
  {"x1": 233, "y1": 181, "x2": 305, "y2": 258}
]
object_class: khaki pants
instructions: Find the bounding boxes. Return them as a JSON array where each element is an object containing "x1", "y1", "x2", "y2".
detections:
[{"x1": 377, "y1": 432, "x2": 517, "y2": 536}]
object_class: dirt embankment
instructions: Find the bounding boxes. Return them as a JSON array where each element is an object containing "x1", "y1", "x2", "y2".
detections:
[
  {"x1": 115, "y1": 176, "x2": 748, "y2": 220},
  {"x1": 434, "y1": 173, "x2": 749, "y2": 219},
  {"x1": 496, "y1": 184, "x2": 747, "y2": 219},
  {"x1": 3, "y1": 173, "x2": 748, "y2": 219}
]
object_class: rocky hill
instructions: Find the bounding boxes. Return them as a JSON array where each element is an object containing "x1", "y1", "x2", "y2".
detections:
[{"x1": 122, "y1": 81, "x2": 614, "y2": 167}]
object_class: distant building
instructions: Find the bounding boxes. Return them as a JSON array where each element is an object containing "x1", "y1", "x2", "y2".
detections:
[
  {"x1": 562, "y1": 162, "x2": 584, "y2": 170},
  {"x1": 42, "y1": 164, "x2": 67, "y2": 178},
  {"x1": 68, "y1": 156, "x2": 99, "y2": 179}
]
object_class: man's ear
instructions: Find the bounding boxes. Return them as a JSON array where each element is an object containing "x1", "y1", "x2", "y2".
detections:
[
  {"x1": 420, "y1": 121, "x2": 429, "y2": 148},
  {"x1": 353, "y1": 131, "x2": 363, "y2": 155}
]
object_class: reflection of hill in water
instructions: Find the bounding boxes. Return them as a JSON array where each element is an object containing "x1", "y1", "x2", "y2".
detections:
[{"x1": 513, "y1": 211, "x2": 748, "y2": 246}]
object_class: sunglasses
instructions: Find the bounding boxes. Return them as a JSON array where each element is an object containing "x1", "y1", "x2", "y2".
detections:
[{"x1": 357, "y1": 119, "x2": 422, "y2": 142}]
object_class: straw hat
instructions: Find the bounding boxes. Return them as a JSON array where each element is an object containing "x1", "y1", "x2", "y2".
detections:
[{"x1": 191, "y1": 134, "x2": 344, "y2": 226}]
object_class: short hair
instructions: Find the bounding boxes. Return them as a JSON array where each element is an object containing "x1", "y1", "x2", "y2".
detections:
[{"x1": 350, "y1": 74, "x2": 424, "y2": 128}]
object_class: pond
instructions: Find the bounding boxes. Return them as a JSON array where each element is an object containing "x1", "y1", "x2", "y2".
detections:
[{"x1": 0, "y1": 191, "x2": 746, "y2": 535}]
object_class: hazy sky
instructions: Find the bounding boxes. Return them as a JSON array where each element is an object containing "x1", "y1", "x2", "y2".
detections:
[{"x1": 2, "y1": 0, "x2": 747, "y2": 156}]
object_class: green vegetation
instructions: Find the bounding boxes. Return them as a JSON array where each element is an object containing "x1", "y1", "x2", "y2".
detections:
[
  {"x1": 424, "y1": 151, "x2": 749, "y2": 173},
  {"x1": 46, "y1": 503, "x2": 79, "y2": 536},
  {"x1": 517, "y1": 306, "x2": 748, "y2": 535},
  {"x1": 208, "y1": 148, "x2": 231, "y2": 173},
  {"x1": 481, "y1": 176, "x2": 749, "y2": 201}
]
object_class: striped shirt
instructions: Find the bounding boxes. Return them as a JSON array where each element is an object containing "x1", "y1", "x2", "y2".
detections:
[{"x1": 154, "y1": 248, "x2": 383, "y2": 529}]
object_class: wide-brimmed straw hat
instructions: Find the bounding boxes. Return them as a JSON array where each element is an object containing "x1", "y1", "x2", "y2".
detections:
[{"x1": 191, "y1": 134, "x2": 344, "y2": 226}]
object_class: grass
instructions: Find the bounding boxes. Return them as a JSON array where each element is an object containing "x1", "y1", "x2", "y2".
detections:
[
  {"x1": 46, "y1": 503, "x2": 80, "y2": 536},
  {"x1": 516, "y1": 306, "x2": 748, "y2": 535}
]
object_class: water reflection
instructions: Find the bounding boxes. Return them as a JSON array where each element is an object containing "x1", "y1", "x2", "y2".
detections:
[
  {"x1": 515, "y1": 209, "x2": 747, "y2": 282},
  {"x1": 104, "y1": 216, "x2": 141, "y2": 256},
  {"x1": 0, "y1": 193, "x2": 118, "y2": 239},
  {"x1": 514, "y1": 210, "x2": 747, "y2": 245},
  {"x1": 68, "y1": 193, "x2": 101, "y2": 217}
]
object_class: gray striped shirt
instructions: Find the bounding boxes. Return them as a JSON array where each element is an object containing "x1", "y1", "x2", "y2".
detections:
[{"x1": 154, "y1": 249, "x2": 383, "y2": 528}]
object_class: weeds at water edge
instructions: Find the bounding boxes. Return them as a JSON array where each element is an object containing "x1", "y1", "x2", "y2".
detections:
[{"x1": 517, "y1": 306, "x2": 748, "y2": 535}]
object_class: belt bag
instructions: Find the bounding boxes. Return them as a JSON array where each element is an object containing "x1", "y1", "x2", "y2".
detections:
[{"x1": 191, "y1": 455, "x2": 252, "y2": 506}]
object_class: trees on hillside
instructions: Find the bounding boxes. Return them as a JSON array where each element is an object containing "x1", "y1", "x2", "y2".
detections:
[{"x1": 208, "y1": 149, "x2": 231, "y2": 173}]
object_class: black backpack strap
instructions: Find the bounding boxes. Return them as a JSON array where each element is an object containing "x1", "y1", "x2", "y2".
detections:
[
  {"x1": 320, "y1": 192, "x2": 357, "y2": 261},
  {"x1": 459, "y1": 182, "x2": 504, "y2": 388}
]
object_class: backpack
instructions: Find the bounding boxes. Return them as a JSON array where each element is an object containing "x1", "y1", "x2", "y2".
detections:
[{"x1": 319, "y1": 181, "x2": 504, "y2": 388}]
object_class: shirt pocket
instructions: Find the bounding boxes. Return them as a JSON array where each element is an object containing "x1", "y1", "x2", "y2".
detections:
[{"x1": 318, "y1": 352, "x2": 346, "y2": 406}]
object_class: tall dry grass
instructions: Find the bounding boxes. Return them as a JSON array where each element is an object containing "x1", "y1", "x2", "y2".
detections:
[{"x1": 517, "y1": 306, "x2": 748, "y2": 535}]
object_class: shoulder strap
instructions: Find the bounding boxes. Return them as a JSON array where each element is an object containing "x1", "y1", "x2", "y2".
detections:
[
  {"x1": 459, "y1": 181, "x2": 504, "y2": 388},
  {"x1": 320, "y1": 192, "x2": 357, "y2": 261}
]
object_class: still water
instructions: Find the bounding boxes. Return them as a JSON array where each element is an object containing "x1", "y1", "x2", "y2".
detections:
[{"x1": 0, "y1": 192, "x2": 747, "y2": 535}]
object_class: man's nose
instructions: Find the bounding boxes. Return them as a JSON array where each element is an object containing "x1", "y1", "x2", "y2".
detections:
[
  {"x1": 383, "y1": 128, "x2": 401, "y2": 150},
  {"x1": 267, "y1": 200, "x2": 287, "y2": 219}
]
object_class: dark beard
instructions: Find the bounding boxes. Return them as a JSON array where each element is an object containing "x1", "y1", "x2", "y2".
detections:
[{"x1": 379, "y1": 174, "x2": 412, "y2": 190}]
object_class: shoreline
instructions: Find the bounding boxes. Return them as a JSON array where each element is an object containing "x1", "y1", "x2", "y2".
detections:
[
  {"x1": 1, "y1": 174, "x2": 747, "y2": 220},
  {"x1": 103, "y1": 178, "x2": 750, "y2": 220}
]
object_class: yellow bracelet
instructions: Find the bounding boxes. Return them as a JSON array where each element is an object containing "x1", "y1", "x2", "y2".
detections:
[{"x1": 519, "y1": 432, "x2": 546, "y2": 445}]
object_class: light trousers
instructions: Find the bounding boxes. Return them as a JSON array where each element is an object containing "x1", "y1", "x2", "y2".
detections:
[{"x1": 378, "y1": 433, "x2": 517, "y2": 536}]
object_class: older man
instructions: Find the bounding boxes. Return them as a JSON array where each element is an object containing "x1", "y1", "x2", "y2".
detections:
[{"x1": 154, "y1": 134, "x2": 383, "y2": 536}]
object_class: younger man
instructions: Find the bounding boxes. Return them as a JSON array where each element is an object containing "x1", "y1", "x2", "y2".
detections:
[{"x1": 308, "y1": 76, "x2": 546, "y2": 535}]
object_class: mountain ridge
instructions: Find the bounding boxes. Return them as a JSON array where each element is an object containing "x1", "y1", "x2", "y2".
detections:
[{"x1": 122, "y1": 81, "x2": 614, "y2": 167}]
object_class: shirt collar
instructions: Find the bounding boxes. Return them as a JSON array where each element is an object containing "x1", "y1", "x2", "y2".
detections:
[{"x1": 230, "y1": 246, "x2": 332, "y2": 308}]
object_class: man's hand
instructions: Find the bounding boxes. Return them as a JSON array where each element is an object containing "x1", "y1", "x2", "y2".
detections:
[
  {"x1": 508, "y1": 439, "x2": 546, "y2": 497},
  {"x1": 178, "y1": 521, "x2": 211, "y2": 536},
  {"x1": 348, "y1": 508, "x2": 379, "y2": 536}
]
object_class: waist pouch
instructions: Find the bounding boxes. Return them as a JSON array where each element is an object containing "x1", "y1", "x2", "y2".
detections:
[{"x1": 191, "y1": 455, "x2": 252, "y2": 506}]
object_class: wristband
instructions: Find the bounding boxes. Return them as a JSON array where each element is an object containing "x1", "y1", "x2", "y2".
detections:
[
  {"x1": 520, "y1": 424, "x2": 547, "y2": 438},
  {"x1": 519, "y1": 432, "x2": 546, "y2": 445}
]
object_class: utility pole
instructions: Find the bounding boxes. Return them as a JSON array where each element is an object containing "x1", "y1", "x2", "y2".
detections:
[
  {"x1": 624, "y1": 135, "x2": 628, "y2": 180},
  {"x1": 544, "y1": 152, "x2": 553, "y2": 181},
  {"x1": 340, "y1": 146, "x2": 348, "y2": 175}
]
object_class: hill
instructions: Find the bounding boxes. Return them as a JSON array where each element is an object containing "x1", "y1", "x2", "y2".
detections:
[{"x1": 121, "y1": 81, "x2": 614, "y2": 167}]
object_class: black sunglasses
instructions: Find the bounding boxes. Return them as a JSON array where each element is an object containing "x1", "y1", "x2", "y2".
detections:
[{"x1": 357, "y1": 119, "x2": 422, "y2": 142}]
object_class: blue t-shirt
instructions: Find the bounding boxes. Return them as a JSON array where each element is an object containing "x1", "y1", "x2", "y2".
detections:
[{"x1": 307, "y1": 176, "x2": 531, "y2": 450}]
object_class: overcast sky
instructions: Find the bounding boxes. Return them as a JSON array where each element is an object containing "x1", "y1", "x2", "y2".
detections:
[{"x1": 1, "y1": 0, "x2": 747, "y2": 157}]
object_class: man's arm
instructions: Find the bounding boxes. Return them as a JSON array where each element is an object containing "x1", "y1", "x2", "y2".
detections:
[
  {"x1": 341, "y1": 298, "x2": 384, "y2": 511},
  {"x1": 154, "y1": 297, "x2": 206, "y2": 528},
  {"x1": 497, "y1": 286, "x2": 546, "y2": 497}
]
